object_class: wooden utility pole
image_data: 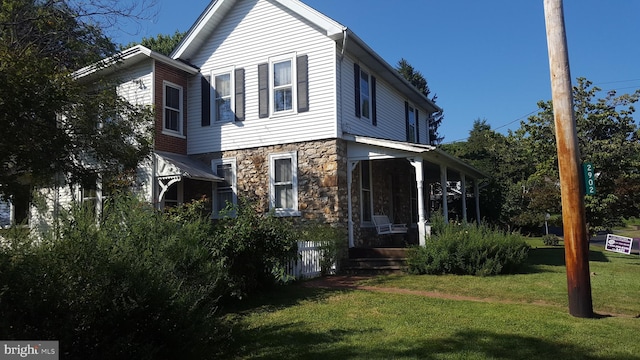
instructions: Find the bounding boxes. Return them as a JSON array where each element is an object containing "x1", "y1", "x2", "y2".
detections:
[{"x1": 543, "y1": 0, "x2": 594, "y2": 318}]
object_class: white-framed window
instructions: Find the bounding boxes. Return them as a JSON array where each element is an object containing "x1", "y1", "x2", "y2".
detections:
[
  {"x1": 408, "y1": 105, "x2": 417, "y2": 143},
  {"x1": 0, "y1": 186, "x2": 30, "y2": 228},
  {"x1": 163, "y1": 81, "x2": 183, "y2": 136},
  {"x1": 212, "y1": 68, "x2": 235, "y2": 122},
  {"x1": 360, "y1": 69, "x2": 371, "y2": 119},
  {"x1": 269, "y1": 151, "x2": 299, "y2": 216},
  {"x1": 163, "y1": 182, "x2": 182, "y2": 209},
  {"x1": 81, "y1": 175, "x2": 99, "y2": 214},
  {"x1": 360, "y1": 160, "x2": 373, "y2": 224},
  {"x1": 212, "y1": 158, "x2": 237, "y2": 216},
  {"x1": 270, "y1": 54, "x2": 297, "y2": 114}
]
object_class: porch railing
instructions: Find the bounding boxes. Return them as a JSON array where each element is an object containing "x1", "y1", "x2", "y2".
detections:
[{"x1": 287, "y1": 241, "x2": 334, "y2": 279}]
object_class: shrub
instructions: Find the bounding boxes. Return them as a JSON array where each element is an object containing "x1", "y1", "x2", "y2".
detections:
[
  {"x1": 407, "y1": 219, "x2": 530, "y2": 276},
  {"x1": 212, "y1": 199, "x2": 299, "y2": 299},
  {"x1": 0, "y1": 194, "x2": 225, "y2": 359},
  {"x1": 542, "y1": 234, "x2": 560, "y2": 246},
  {"x1": 299, "y1": 223, "x2": 347, "y2": 275}
]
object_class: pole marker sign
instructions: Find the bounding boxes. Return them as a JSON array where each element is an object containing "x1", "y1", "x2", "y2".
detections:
[
  {"x1": 605, "y1": 234, "x2": 633, "y2": 255},
  {"x1": 583, "y1": 162, "x2": 596, "y2": 195}
]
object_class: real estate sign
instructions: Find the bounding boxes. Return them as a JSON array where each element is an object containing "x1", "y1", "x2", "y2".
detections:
[{"x1": 605, "y1": 234, "x2": 634, "y2": 255}]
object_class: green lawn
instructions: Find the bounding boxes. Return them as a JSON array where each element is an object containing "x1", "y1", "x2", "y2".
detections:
[{"x1": 220, "y1": 243, "x2": 640, "y2": 359}]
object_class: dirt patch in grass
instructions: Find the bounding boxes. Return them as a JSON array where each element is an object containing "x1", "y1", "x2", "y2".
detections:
[{"x1": 301, "y1": 275, "x2": 636, "y2": 318}]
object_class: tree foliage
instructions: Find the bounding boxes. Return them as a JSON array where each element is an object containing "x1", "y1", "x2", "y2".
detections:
[
  {"x1": 449, "y1": 78, "x2": 640, "y2": 231},
  {"x1": 0, "y1": 0, "x2": 154, "y2": 201},
  {"x1": 123, "y1": 30, "x2": 186, "y2": 56},
  {"x1": 396, "y1": 58, "x2": 444, "y2": 144}
]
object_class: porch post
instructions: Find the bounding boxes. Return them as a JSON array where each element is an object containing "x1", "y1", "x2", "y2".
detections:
[
  {"x1": 461, "y1": 173, "x2": 467, "y2": 223},
  {"x1": 474, "y1": 179, "x2": 481, "y2": 224},
  {"x1": 440, "y1": 164, "x2": 449, "y2": 223},
  {"x1": 409, "y1": 158, "x2": 427, "y2": 246},
  {"x1": 347, "y1": 160, "x2": 359, "y2": 248}
]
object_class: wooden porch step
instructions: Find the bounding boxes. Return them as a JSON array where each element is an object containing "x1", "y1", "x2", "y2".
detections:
[
  {"x1": 348, "y1": 247, "x2": 408, "y2": 259},
  {"x1": 344, "y1": 248, "x2": 408, "y2": 274}
]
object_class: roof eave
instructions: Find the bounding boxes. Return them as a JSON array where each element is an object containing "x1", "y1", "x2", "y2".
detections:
[{"x1": 74, "y1": 45, "x2": 199, "y2": 81}]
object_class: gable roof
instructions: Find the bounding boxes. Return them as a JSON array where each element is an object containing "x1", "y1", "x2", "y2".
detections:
[
  {"x1": 74, "y1": 45, "x2": 199, "y2": 81},
  {"x1": 171, "y1": 0, "x2": 441, "y2": 114}
]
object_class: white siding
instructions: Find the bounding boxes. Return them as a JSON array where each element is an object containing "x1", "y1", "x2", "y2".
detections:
[
  {"x1": 339, "y1": 55, "x2": 433, "y2": 145},
  {"x1": 186, "y1": 0, "x2": 338, "y2": 154},
  {"x1": 115, "y1": 61, "x2": 154, "y2": 106}
]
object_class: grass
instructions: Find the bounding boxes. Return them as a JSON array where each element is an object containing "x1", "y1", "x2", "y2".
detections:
[{"x1": 219, "y1": 243, "x2": 640, "y2": 359}]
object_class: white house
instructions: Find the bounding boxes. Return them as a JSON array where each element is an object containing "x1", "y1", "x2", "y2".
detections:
[{"x1": 20, "y1": 0, "x2": 486, "y2": 251}]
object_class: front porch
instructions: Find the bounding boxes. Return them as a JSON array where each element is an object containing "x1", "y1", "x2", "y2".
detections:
[{"x1": 345, "y1": 135, "x2": 487, "y2": 250}]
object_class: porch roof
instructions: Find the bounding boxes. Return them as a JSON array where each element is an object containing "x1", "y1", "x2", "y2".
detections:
[
  {"x1": 155, "y1": 151, "x2": 223, "y2": 182},
  {"x1": 343, "y1": 135, "x2": 489, "y2": 180}
]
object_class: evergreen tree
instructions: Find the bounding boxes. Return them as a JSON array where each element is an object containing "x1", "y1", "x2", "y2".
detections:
[{"x1": 396, "y1": 58, "x2": 444, "y2": 144}]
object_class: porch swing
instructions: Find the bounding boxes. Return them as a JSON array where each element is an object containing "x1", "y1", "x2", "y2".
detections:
[{"x1": 372, "y1": 214, "x2": 408, "y2": 235}]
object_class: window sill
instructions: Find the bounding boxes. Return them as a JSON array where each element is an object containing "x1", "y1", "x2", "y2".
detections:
[
  {"x1": 273, "y1": 209, "x2": 301, "y2": 217},
  {"x1": 161, "y1": 130, "x2": 186, "y2": 139},
  {"x1": 269, "y1": 110, "x2": 298, "y2": 119}
]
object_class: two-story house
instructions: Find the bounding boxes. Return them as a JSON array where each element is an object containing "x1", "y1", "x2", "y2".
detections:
[{"x1": 29, "y1": 0, "x2": 486, "y2": 250}]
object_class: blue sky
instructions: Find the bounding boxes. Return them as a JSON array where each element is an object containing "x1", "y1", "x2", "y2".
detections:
[{"x1": 112, "y1": 0, "x2": 640, "y2": 144}]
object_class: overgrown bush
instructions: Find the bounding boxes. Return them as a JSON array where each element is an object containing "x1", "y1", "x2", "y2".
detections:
[
  {"x1": 407, "y1": 214, "x2": 530, "y2": 276},
  {"x1": 212, "y1": 199, "x2": 299, "y2": 299},
  {"x1": 542, "y1": 234, "x2": 560, "y2": 246},
  {"x1": 299, "y1": 223, "x2": 347, "y2": 275},
  {"x1": 0, "y1": 194, "x2": 225, "y2": 359}
]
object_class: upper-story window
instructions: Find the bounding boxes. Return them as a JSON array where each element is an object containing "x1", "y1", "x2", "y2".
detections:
[
  {"x1": 273, "y1": 59, "x2": 293, "y2": 113},
  {"x1": 163, "y1": 81, "x2": 183, "y2": 135},
  {"x1": 354, "y1": 63, "x2": 377, "y2": 125},
  {"x1": 405, "y1": 101, "x2": 419, "y2": 143},
  {"x1": 258, "y1": 54, "x2": 308, "y2": 118},
  {"x1": 408, "y1": 105, "x2": 417, "y2": 143},
  {"x1": 213, "y1": 69, "x2": 234, "y2": 122},
  {"x1": 360, "y1": 70, "x2": 371, "y2": 119}
]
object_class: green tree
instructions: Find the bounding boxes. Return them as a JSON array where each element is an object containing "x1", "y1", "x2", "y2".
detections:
[
  {"x1": 511, "y1": 78, "x2": 640, "y2": 230},
  {"x1": 0, "y1": 0, "x2": 154, "y2": 201},
  {"x1": 396, "y1": 58, "x2": 444, "y2": 144},
  {"x1": 123, "y1": 30, "x2": 186, "y2": 56}
]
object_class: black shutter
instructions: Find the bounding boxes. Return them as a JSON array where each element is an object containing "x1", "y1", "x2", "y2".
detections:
[
  {"x1": 405, "y1": 101, "x2": 410, "y2": 142},
  {"x1": 258, "y1": 63, "x2": 269, "y2": 118},
  {"x1": 201, "y1": 75, "x2": 210, "y2": 126},
  {"x1": 297, "y1": 55, "x2": 309, "y2": 113},
  {"x1": 234, "y1": 68, "x2": 245, "y2": 121},
  {"x1": 371, "y1": 76, "x2": 377, "y2": 126},
  {"x1": 415, "y1": 109, "x2": 419, "y2": 143},
  {"x1": 354, "y1": 63, "x2": 361, "y2": 118}
]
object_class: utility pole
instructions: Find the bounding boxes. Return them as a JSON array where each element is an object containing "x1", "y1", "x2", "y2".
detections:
[{"x1": 543, "y1": 0, "x2": 594, "y2": 318}]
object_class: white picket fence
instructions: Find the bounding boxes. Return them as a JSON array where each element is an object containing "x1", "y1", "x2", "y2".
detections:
[{"x1": 287, "y1": 241, "x2": 335, "y2": 279}]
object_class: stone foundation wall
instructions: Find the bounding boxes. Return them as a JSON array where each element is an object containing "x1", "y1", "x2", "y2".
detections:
[{"x1": 195, "y1": 139, "x2": 348, "y2": 226}]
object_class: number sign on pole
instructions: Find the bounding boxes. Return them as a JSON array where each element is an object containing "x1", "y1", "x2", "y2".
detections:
[{"x1": 583, "y1": 162, "x2": 596, "y2": 195}]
